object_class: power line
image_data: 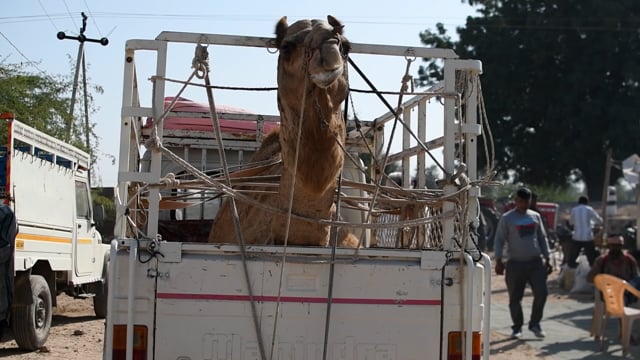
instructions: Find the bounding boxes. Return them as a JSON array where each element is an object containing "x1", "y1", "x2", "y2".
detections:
[
  {"x1": 0, "y1": 30, "x2": 55, "y2": 81},
  {"x1": 37, "y1": 0, "x2": 60, "y2": 31},
  {"x1": 83, "y1": 0, "x2": 103, "y2": 37},
  {"x1": 62, "y1": 0, "x2": 78, "y2": 30},
  {"x1": 0, "y1": 13, "x2": 469, "y2": 27},
  {"x1": 1, "y1": 12, "x2": 638, "y2": 32}
]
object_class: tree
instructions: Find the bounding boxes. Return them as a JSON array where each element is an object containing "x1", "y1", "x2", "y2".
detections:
[
  {"x1": 415, "y1": 164, "x2": 441, "y2": 189},
  {"x1": 0, "y1": 61, "x2": 103, "y2": 180},
  {"x1": 417, "y1": 0, "x2": 640, "y2": 201}
]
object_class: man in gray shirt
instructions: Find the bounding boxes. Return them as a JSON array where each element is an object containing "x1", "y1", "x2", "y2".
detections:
[{"x1": 494, "y1": 187, "x2": 552, "y2": 339}]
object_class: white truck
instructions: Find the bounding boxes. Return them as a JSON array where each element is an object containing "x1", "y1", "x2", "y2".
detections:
[
  {"x1": 106, "y1": 28, "x2": 493, "y2": 360},
  {"x1": 0, "y1": 113, "x2": 109, "y2": 350}
]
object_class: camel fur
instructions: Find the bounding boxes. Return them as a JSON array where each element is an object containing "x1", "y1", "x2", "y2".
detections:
[{"x1": 208, "y1": 15, "x2": 358, "y2": 247}]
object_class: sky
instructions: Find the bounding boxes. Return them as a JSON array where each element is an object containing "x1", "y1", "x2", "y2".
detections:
[{"x1": 2, "y1": 1, "x2": 478, "y2": 187}]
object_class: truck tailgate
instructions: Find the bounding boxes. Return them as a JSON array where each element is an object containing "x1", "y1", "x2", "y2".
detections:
[{"x1": 152, "y1": 244, "x2": 451, "y2": 359}]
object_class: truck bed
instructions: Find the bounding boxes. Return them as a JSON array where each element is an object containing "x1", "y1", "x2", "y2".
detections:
[{"x1": 109, "y1": 241, "x2": 487, "y2": 359}]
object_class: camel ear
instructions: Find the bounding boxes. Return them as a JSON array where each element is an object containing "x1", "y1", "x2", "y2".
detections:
[
  {"x1": 327, "y1": 15, "x2": 344, "y2": 35},
  {"x1": 275, "y1": 16, "x2": 288, "y2": 47}
]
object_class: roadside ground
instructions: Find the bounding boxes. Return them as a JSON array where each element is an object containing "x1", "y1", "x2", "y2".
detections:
[{"x1": 0, "y1": 295, "x2": 103, "y2": 359}]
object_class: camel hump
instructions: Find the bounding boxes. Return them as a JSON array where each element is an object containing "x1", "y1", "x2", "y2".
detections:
[{"x1": 250, "y1": 128, "x2": 281, "y2": 162}]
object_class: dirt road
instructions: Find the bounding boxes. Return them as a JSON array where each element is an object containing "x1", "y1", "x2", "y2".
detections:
[{"x1": 0, "y1": 295, "x2": 104, "y2": 359}]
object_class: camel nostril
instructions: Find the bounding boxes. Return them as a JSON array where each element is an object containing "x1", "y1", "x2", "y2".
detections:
[{"x1": 321, "y1": 43, "x2": 342, "y2": 69}]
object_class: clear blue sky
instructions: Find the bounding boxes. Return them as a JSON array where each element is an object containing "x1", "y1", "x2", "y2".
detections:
[{"x1": 2, "y1": 1, "x2": 477, "y2": 186}]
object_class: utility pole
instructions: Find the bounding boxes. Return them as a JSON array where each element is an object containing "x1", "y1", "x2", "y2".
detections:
[
  {"x1": 57, "y1": 12, "x2": 108, "y2": 186},
  {"x1": 601, "y1": 148, "x2": 613, "y2": 242}
]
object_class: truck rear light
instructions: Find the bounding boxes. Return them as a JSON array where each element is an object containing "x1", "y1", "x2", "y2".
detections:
[
  {"x1": 112, "y1": 324, "x2": 148, "y2": 360},
  {"x1": 447, "y1": 331, "x2": 482, "y2": 360}
]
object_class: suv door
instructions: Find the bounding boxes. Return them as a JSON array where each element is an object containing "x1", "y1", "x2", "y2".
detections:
[{"x1": 74, "y1": 180, "x2": 96, "y2": 276}]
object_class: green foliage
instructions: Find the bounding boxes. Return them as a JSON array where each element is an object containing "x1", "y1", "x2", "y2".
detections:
[
  {"x1": 422, "y1": 164, "x2": 440, "y2": 189},
  {"x1": 482, "y1": 183, "x2": 580, "y2": 203},
  {"x1": 91, "y1": 188, "x2": 116, "y2": 239},
  {"x1": 418, "y1": 0, "x2": 640, "y2": 201},
  {"x1": 0, "y1": 61, "x2": 103, "y2": 165},
  {"x1": 91, "y1": 189, "x2": 115, "y2": 212},
  {"x1": 384, "y1": 161, "x2": 402, "y2": 175}
]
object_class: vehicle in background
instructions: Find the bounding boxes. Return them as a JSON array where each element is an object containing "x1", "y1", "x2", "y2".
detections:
[
  {"x1": 0, "y1": 114, "x2": 109, "y2": 350},
  {"x1": 481, "y1": 196, "x2": 560, "y2": 252}
]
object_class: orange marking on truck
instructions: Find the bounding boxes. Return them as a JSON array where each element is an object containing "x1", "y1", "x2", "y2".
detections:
[{"x1": 15, "y1": 233, "x2": 93, "y2": 245}]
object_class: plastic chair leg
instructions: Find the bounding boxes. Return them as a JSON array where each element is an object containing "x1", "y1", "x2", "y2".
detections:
[
  {"x1": 591, "y1": 294, "x2": 604, "y2": 339},
  {"x1": 600, "y1": 315, "x2": 608, "y2": 351},
  {"x1": 622, "y1": 318, "x2": 631, "y2": 355}
]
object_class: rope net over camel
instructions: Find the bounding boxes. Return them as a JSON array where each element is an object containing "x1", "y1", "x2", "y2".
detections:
[{"x1": 116, "y1": 15, "x2": 497, "y2": 254}]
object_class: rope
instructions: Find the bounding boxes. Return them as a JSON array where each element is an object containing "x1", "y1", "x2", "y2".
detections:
[
  {"x1": 119, "y1": 29, "x2": 503, "y2": 269},
  {"x1": 352, "y1": 56, "x2": 415, "y2": 254},
  {"x1": 347, "y1": 56, "x2": 447, "y2": 176},
  {"x1": 128, "y1": 35, "x2": 497, "y2": 285},
  {"x1": 155, "y1": 74, "x2": 451, "y2": 96},
  {"x1": 322, "y1": 80, "x2": 352, "y2": 360},
  {"x1": 147, "y1": 131, "x2": 487, "y2": 236},
  {"x1": 196, "y1": 43, "x2": 268, "y2": 360},
  {"x1": 268, "y1": 49, "x2": 311, "y2": 360},
  {"x1": 323, "y1": 172, "x2": 341, "y2": 360},
  {"x1": 476, "y1": 75, "x2": 497, "y2": 177}
]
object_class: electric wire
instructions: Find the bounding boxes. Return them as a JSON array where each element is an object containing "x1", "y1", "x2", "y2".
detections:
[
  {"x1": 83, "y1": 0, "x2": 104, "y2": 36},
  {"x1": 0, "y1": 31, "x2": 53, "y2": 80},
  {"x1": 37, "y1": 0, "x2": 60, "y2": 31},
  {"x1": 62, "y1": 0, "x2": 78, "y2": 30}
]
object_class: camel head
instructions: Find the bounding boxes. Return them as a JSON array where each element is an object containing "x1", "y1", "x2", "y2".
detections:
[
  {"x1": 275, "y1": 15, "x2": 350, "y2": 93},
  {"x1": 273, "y1": 16, "x2": 351, "y2": 198}
]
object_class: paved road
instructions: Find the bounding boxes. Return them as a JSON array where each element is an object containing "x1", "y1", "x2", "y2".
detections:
[{"x1": 491, "y1": 271, "x2": 640, "y2": 359}]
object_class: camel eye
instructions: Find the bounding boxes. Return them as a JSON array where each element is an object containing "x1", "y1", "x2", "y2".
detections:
[{"x1": 325, "y1": 38, "x2": 339, "y2": 46}]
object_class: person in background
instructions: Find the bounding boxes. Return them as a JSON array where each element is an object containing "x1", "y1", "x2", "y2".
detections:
[
  {"x1": 587, "y1": 234, "x2": 640, "y2": 304},
  {"x1": 568, "y1": 195, "x2": 603, "y2": 268},
  {"x1": 494, "y1": 187, "x2": 553, "y2": 339},
  {"x1": 529, "y1": 191, "x2": 540, "y2": 213},
  {"x1": 529, "y1": 192, "x2": 550, "y2": 239}
]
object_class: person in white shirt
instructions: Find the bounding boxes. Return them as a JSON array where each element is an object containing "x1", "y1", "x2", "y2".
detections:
[{"x1": 568, "y1": 195, "x2": 603, "y2": 268}]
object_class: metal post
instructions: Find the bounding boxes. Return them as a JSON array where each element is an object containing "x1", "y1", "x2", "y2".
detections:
[
  {"x1": 57, "y1": 12, "x2": 108, "y2": 148},
  {"x1": 67, "y1": 42, "x2": 84, "y2": 141},
  {"x1": 82, "y1": 55, "x2": 91, "y2": 186},
  {"x1": 601, "y1": 149, "x2": 612, "y2": 240},
  {"x1": 636, "y1": 186, "x2": 640, "y2": 249}
]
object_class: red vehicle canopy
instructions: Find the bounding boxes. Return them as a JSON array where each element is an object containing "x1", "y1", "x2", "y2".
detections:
[{"x1": 144, "y1": 97, "x2": 279, "y2": 134}]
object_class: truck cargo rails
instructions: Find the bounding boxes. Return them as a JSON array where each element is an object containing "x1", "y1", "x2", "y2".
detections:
[{"x1": 106, "y1": 22, "x2": 494, "y2": 360}]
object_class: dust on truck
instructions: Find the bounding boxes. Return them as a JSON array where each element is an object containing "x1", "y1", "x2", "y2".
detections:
[
  {"x1": 0, "y1": 114, "x2": 109, "y2": 350},
  {"x1": 106, "y1": 28, "x2": 494, "y2": 360}
]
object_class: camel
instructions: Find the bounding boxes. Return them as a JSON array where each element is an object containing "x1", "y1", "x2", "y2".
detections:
[{"x1": 208, "y1": 15, "x2": 359, "y2": 247}]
